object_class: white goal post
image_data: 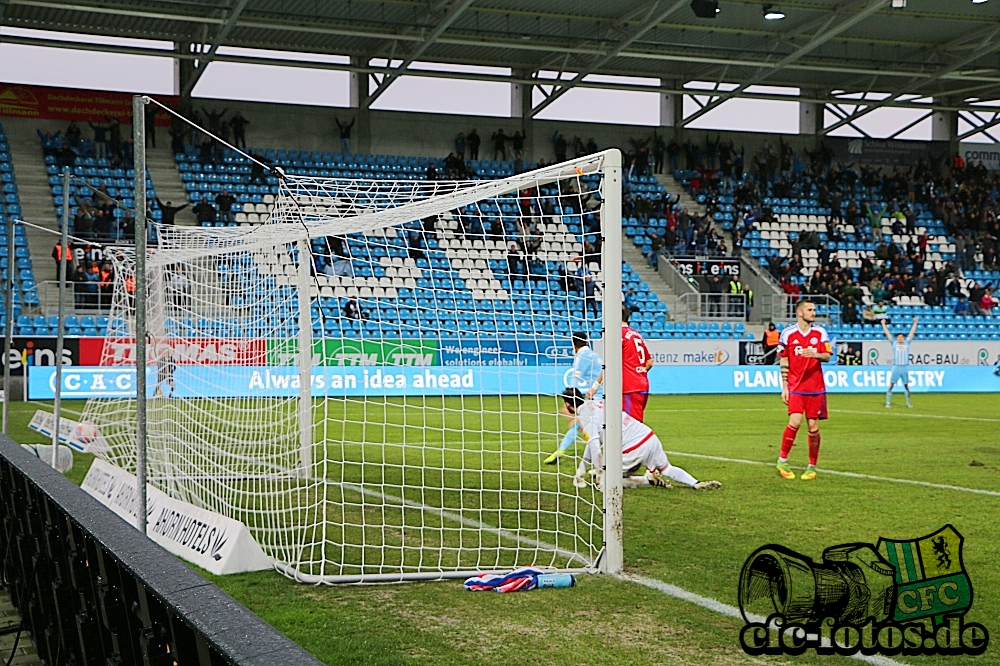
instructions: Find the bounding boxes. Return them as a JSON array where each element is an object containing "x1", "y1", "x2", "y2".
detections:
[{"x1": 81, "y1": 149, "x2": 623, "y2": 583}]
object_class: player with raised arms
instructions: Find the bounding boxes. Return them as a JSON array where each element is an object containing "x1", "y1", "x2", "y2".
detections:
[
  {"x1": 587, "y1": 305, "x2": 653, "y2": 422},
  {"x1": 882, "y1": 316, "x2": 918, "y2": 409},
  {"x1": 562, "y1": 388, "x2": 720, "y2": 491},
  {"x1": 776, "y1": 300, "x2": 832, "y2": 481},
  {"x1": 544, "y1": 331, "x2": 602, "y2": 464}
]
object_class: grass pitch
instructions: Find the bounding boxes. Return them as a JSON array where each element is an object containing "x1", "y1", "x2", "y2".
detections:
[{"x1": 8, "y1": 394, "x2": 1000, "y2": 666}]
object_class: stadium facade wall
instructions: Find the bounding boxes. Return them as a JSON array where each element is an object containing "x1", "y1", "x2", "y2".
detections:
[{"x1": 0, "y1": 83, "x2": 820, "y2": 161}]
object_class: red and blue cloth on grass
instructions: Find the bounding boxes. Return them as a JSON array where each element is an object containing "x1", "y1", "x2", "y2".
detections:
[{"x1": 463, "y1": 567, "x2": 543, "y2": 593}]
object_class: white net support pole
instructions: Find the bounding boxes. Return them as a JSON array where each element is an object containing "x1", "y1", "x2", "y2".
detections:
[
  {"x1": 600, "y1": 149, "x2": 623, "y2": 575},
  {"x1": 295, "y1": 236, "x2": 314, "y2": 477}
]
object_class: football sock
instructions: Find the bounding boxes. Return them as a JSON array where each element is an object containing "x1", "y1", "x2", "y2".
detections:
[
  {"x1": 558, "y1": 423, "x2": 580, "y2": 452},
  {"x1": 807, "y1": 431, "x2": 821, "y2": 466},
  {"x1": 663, "y1": 465, "x2": 698, "y2": 488},
  {"x1": 904, "y1": 386, "x2": 911, "y2": 405},
  {"x1": 780, "y1": 425, "x2": 798, "y2": 459}
]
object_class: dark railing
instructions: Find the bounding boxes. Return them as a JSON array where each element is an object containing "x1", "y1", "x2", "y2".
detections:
[{"x1": 0, "y1": 434, "x2": 323, "y2": 666}]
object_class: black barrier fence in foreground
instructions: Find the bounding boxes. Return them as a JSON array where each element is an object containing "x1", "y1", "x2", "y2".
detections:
[{"x1": 0, "y1": 434, "x2": 324, "y2": 666}]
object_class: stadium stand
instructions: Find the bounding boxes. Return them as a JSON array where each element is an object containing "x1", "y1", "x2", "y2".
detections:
[
  {"x1": 0, "y1": 121, "x2": 39, "y2": 335},
  {"x1": 170, "y1": 145, "x2": 715, "y2": 340},
  {"x1": 665, "y1": 150, "x2": 1000, "y2": 340}
]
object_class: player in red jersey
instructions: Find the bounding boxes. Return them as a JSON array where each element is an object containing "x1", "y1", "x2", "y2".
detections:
[
  {"x1": 776, "y1": 300, "x2": 831, "y2": 481},
  {"x1": 587, "y1": 306, "x2": 653, "y2": 422}
]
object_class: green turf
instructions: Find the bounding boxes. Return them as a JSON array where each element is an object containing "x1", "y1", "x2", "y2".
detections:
[{"x1": 7, "y1": 395, "x2": 1000, "y2": 665}]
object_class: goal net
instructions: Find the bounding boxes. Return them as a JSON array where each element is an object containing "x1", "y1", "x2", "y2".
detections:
[{"x1": 81, "y1": 150, "x2": 623, "y2": 583}]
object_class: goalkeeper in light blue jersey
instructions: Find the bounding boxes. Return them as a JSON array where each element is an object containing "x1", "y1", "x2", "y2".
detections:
[
  {"x1": 882, "y1": 316, "x2": 918, "y2": 409},
  {"x1": 544, "y1": 332, "x2": 603, "y2": 464}
]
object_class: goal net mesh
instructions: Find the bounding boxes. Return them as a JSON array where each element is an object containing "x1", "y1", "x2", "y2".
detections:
[{"x1": 81, "y1": 151, "x2": 619, "y2": 582}]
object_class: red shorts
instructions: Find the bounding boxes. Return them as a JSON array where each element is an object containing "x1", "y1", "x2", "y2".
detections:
[
  {"x1": 788, "y1": 393, "x2": 828, "y2": 420},
  {"x1": 624, "y1": 392, "x2": 648, "y2": 422}
]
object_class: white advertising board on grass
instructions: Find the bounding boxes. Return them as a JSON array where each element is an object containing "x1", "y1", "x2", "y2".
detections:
[
  {"x1": 82, "y1": 459, "x2": 273, "y2": 575},
  {"x1": 27, "y1": 409, "x2": 109, "y2": 454}
]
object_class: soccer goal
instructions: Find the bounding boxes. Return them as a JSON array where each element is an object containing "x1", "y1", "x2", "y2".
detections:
[{"x1": 81, "y1": 150, "x2": 623, "y2": 583}]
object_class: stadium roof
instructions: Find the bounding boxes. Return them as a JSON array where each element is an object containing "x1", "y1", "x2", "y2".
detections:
[{"x1": 3, "y1": 0, "x2": 1000, "y2": 124}]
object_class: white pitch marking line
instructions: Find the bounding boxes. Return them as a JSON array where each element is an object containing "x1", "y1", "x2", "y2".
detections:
[
  {"x1": 654, "y1": 406, "x2": 1000, "y2": 424},
  {"x1": 832, "y1": 409, "x2": 1000, "y2": 424},
  {"x1": 664, "y1": 451, "x2": 1000, "y2": 497},
  {"x1": 621, "y1": 573, "x2": 907, "y2": 666}
]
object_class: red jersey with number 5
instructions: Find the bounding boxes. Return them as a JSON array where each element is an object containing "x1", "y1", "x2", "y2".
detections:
[
  {"x1": 777, "y1": 324, "x2": 831, "y2": 395},
  {"x1": 622, "y1": 324, "x2": 651, "y2": 394}
]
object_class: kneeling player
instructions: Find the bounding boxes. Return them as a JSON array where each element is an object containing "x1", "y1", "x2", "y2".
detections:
[{"x1": 561, "y1": 389, "x2": 720, "y2": 491}]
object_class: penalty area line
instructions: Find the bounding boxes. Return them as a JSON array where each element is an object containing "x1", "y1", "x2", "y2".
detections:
[
  {"x1": 664, "y1": 451, "x2": 1000, "y2": 498},
  {"x1": 620, "y1": 573, "x2": 907, "y2": 666}
]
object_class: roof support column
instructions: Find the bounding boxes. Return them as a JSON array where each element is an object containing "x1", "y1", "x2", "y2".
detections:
[
  {"x1": 174, "y1": 42, "x2": 197, "y2": 112},
  {"x1": 511, "y1": 70, "x2": 533, "y2": 161},
  {"x1": 932, "y1": 101, "x2": 958, "y2": 156},
  {"x1": 349, "y1": 56, "x2": 371, "y2": 155},
  {"x1": 659, "y1": 79, "x2": 683, "y2": 138},
  {"x1": 800, "y1": 92, "x2": 819, "y2": 137}
]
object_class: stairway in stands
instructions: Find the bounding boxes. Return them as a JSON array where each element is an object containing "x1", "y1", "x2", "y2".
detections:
[
  {"x1": 3, "y1": 117, "x2": 60, "y2": 293},
  {"x1": 619, "y1": 231, "x2": 692, "y2": 321},
  {"x1": 146, "y1": 141, "x2": 195, "y2": 226}
]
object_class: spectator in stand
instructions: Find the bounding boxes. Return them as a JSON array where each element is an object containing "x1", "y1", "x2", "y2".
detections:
[
  {"x1": 88, "y1": 120, "x2": 110, "y2": 158},
  {"x1": 455, "y1": 132, "x2": 466, "y2": 159},
  {"x1": 491, "y1": 129, "x2": 508, "y2": 161},
  {"x1": 624, "y1": 288, "x2": 640, "y2": 314},
  {"x1": 215, "y1": 189, "x2": 235, "y2": 224},
  {"x1": 98, "y1": 261, "x2": 114, "y2": 311},
  {"x1": 121, "y1": 210, "x2": 135, "y2": 240},
  {"x1": 249, "y1": 150, "x2": 271, "y2": 185},
  {"x1": 467, "y1": 129, "x2": 481, "y2": 160},
  {"x1": 155, "y1": 198, "x2": 188, "y2": 225},
  {"x1": 981, "y1": 288, "x2": 996, "y2": 316},
  {"x1": 56, "y1": 142, "x2": 76, "y2": 169},
  {"x1": 336, "y1": 117, "x2": 355, "y2": 153},
  {"x1": 407, "y1": 231, "x2": 425, "y2": 260},
  {"x1": 230, "y1": 112, "x2": 249, "y2": 149},
  {"x1": 107, "y1": 117, "x2": 122, "y2": 156},
  {"x1": 189, "y1": 109, "x2": 203, "y2": 145},
  {"x1": 707, "y1": 274, "x2": 723, "y2": 317},
  {"x1": 193, "y1": 199, "x2": 217, "y2": 225},
  {"x1": 512, "y1": 131, "x2": 525, "y2": 156},
  {"x1": 507, "y1": 242, "x2": 525, "y2": 278},
  {"x1": 66, "y1": 121, "x2": 81, "y2": 151},
  {"x1": 842, "y1": 297, "x2": 859, "y2": 325},
  {"x1": 969, "y1": 283, "x2": 985, "y2": 316},
  {"x1": 203, "y1": 108, "x2": 227, "y2": 134},
  {"x1": 83, "y1": 261, "x2": 100, "y2": 308},
  {"x1": 344, "y1": 296, "x2": 365, "y2": 320},
  {"x1": 72, "y1": 264, "x2": 88, "y2": 309},
  {"x1": 426, "y1": 162, "x2": 438, "y2": 180},
  {"x1": 552, "y1": 131, "x2": 567, "y2": 162},
  {"x1": 144, "y1": 104, "x2": 157, "y2": 148},
  {"x1": 52, "y1": 239, "x2": 71, "y2": 276},
  {"x1": 647, "y1": 232, "x2": 664, "y2": 269}
]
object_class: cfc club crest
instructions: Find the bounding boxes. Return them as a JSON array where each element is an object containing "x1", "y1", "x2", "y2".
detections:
[
  {"x1": 877, "y1": 525, "x2": 973, "y2": 625},
  {"x1": 739, "y1": 525, "x2": 988, "y2": 657}
]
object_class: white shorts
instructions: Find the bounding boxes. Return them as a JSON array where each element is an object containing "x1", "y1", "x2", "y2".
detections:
[
  {"x1": 586, "y1": 434, "x2": 670, "y2": 476},
  {"x1": 889, "y1": 366, "x2": 909, "y2": 386},
  {"x1": 622, "y1": 433, "x2": 669, "y2": 474}
]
